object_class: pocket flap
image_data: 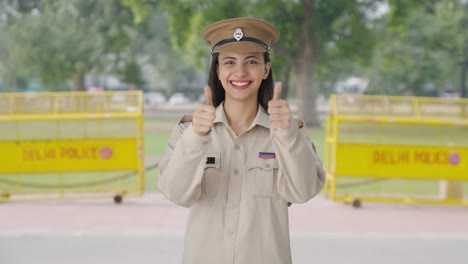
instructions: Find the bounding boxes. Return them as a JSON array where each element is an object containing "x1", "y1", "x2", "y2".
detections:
[{"x1": 247, "y1": 157, "x2": 279, "y2": 171}]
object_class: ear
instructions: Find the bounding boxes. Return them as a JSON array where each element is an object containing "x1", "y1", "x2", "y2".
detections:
[{"x1": 263, "y1": 62, "x2": 271, "y2": 80}]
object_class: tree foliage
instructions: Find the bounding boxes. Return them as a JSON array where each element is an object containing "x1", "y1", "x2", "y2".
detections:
[
  {"x1": 366, "y1": 0, "x2": 467, "y2": 96},
  {"x1": 1, "y1": 0, "x2": 155, "y2": 91},
  {"x1": 1, "y1": 0, "x2": 465, "y2": 106},
  {"x1": 158, "y1": 0, "x2": 417, "y2": 126}
]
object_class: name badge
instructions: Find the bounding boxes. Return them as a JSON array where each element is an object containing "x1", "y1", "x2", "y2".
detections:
[{"x1": 259, "y1": 152, "x2": 275, "y2": 159}]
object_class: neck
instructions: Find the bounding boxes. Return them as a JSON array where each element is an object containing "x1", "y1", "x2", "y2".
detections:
[{"x1": 223, "y1": 99, "x2": 258, "y2": 136}]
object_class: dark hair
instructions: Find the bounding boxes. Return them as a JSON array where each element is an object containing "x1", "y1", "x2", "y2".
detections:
[{"x1": 207, "y1": 52, "x2": 274, "y2": 111}]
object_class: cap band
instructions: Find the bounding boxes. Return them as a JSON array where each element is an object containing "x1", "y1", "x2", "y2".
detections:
[{"x1": 211, "y1": 37, "x2": 270, "y2": 54}]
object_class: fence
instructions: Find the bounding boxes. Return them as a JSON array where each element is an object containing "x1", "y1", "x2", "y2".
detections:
[
  {"x1": 0, "y1": 91, "x2": 144, "y2": 203},
  {"x1": 324, "y1": 94, "x2": 468, "y2": 207}
]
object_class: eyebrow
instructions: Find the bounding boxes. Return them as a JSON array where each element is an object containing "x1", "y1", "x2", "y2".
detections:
[{"x1": 221, "y1": 55, "x2": 260, "y2": 61}]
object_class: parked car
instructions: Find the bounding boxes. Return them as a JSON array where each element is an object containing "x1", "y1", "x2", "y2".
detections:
[
  {"x1": 168, "y1": 93, "x2": 191, "y2": 104},
  {"x1": 144, "y1": 92, "x2": 167, "y2": 104}
]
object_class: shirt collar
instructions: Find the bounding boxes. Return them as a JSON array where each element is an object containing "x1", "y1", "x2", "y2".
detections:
[
  {"x1": 253, "y1": 105, "x2": 271, "y2": 129},
  {"x1": 214, "y1": 102, "x2": 271, "y2": 129},
  {"x1": 214, "y1": 102, "x2": 229, "y2": 124}
]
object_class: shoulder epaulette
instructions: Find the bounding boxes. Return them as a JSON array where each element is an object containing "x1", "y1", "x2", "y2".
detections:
[
  {"x1": 295, "y1": 119, "x2": 304, "y2": 129},
  {"x1": 293, "y1": 119, "x2": 316, "y2": 152},
  {"x1": 178, "y1": 114, "x2": 193, "y2": 124}
]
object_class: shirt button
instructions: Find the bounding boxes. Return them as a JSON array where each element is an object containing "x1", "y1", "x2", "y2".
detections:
[
  {"x1": 233, "y1": 169, "x2": 239, "y2": 175},
  {"x1": 235, "y1": 145, "x2": 240, "y2": 150},
  {"x1": 265, "y1": 163, "x2": 271, "y2": 169},
  {"x1": 230, "y1": 203, "x2": 236, "y2": 209},
  {"x1": 227, "y1": 230, "x2": 233, "y2": 236}
]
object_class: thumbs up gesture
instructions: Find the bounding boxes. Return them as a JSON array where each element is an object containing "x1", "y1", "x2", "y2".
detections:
[
  {"x1": 268, "y1": 82, "x2": 291, "y2": 129},
  {"x1": 192, "y1": 85, "x2": 216, "y2": 135}
]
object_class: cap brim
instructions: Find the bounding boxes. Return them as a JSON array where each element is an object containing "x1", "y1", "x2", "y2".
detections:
[{"x1": 213, "y1": 41, "x2": 268, "y2": 54}]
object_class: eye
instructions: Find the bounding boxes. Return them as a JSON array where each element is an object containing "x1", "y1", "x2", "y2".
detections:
[
  {"x1": 246, "y1": 60, "x2": 259, "y2": 65},
  {"x1": 223, "y1": 60, "x2": 235, "y2": 65}
]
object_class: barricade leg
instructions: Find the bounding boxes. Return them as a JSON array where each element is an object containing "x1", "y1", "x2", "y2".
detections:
[{"x1": 439, "y1": 180, "x2": 464, "y2": 200}]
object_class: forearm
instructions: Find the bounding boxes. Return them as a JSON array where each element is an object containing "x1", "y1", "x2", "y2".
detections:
[
  {"x1": 158, "y1": 125, "x2": 210, "y2": 207},
  {"x1": 271, "y1": 123, "x2": 326, "y2": 203}
]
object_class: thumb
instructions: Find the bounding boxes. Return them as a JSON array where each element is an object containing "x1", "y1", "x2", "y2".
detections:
[
  {"x1": 204, "y1": 85, "x2": 213, "y2": 106},
  {"x1": 272, "y1": 81, "x2": 283, "y2": 101}
]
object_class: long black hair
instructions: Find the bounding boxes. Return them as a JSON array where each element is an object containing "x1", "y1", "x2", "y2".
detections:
[{"x1": 207, "y1": 52, "x2": 274, "y2": 111}]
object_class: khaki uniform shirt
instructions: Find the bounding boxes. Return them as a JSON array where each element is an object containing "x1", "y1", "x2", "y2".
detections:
[{"x1": 158, "y1": 103, "x2": 326, "y2": 264}]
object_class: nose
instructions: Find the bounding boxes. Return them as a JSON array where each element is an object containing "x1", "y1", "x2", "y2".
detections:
[{"x1": 233, "y1": 63, "x2": 248, "y2": 77}]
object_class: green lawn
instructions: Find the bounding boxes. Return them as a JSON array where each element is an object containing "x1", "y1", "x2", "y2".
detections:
[
  {"x1": 0, "y1": 118, "x2": 177, "y2": 194},
  {"x1": 336, "y1": 123, "x2": 468, "y2": 145},
  {"x1": 1, "y1": 117, "x2": 467, "y2": 199},
  {"x1": 330, "y1": 177, "x2": 468, "y2": 196},
  {"x1": 143, "y1": 118, "x2": 175, "y2": 191},
  {"x1": 327, "y1": 122, "x2": 468, "y2": 197}
]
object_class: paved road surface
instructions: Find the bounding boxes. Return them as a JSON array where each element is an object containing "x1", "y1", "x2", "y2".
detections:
[
  {"x1": 2, "y1": 232, "x2": 467, "y2": 264},
  {"x1": 1, "y1": 192, "x2": 468, "y2": 264}
]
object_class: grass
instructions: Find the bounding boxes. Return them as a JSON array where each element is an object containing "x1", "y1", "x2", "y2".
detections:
[
  {"x1": 327, "y1": 123, "x2": 468, "y2": 197},
  {"x1": 0, "y1": 118, "x2": 177, "y2": 194},
  {"x1": 143, "y1": 118, "x2": 175, "y2": 191},
  {"x1": 336, "y1": 123, "x2": 468, "y2": 145},
  {"x1": 330, "y1": 178, "x2": 468, "y2": 196},
  {"x1": 1, "y1": 116, "x2": 467, "y2": 200}
]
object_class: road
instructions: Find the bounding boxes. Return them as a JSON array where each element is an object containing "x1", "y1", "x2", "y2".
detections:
[{"x1": 1, "y1": 192, "x2": 468, "y2": 264}]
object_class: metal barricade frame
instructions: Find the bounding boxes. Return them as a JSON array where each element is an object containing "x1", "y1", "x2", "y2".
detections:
[
  {"x1": 0, "y1": 91, "x2": 145, "y2": 203},
  {"x1": 324, "y1": 94, "x2": 468, "y2": 207}
]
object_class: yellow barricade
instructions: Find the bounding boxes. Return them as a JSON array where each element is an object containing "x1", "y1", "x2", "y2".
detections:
[
  {"x1": 0, "y1": 91, "x2": 144, "y2": 203},
  {"x1": 324, "y1": 94, "x2": 468, "y2": 207}
]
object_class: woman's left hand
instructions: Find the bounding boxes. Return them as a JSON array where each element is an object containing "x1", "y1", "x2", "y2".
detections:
[{"x1": 268, "y1": 82, "x2": 291, "y2": 129}]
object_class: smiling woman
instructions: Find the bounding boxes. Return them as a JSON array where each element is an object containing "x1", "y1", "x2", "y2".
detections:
[
  {"x1": 216, "y1": 52, "x2": 271, "y2": 108},
  {"x1": 157, "y1": 17, "x2": 325, "y2": 264}
]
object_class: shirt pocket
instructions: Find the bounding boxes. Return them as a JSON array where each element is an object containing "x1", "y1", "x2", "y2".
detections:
[
  {"x1": 246, "y1": 158, "x2": 279, "y2": 198},
  {"x1": 202, "y1": 153, "x2": 221, "y2": 198}
]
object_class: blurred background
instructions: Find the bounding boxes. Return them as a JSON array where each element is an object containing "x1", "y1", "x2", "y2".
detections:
[
  {"x1": 1, "y1": 0, "x2": 467, "y2": 123},
  {"x1": 1, "y1": 1, "x2": 468, "y2": 264}
]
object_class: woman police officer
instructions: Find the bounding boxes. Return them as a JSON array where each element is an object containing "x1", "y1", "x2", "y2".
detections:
[{"x1": 158, "y1": 17, "x2": 326, "y2": 264}]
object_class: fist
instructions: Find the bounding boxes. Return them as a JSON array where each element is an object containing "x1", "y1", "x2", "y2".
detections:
[
  {"x1": 192, "y1": 85, "x2": 216, "y2": 135},
  {"x1": 267, "y1": 82, "x2": 291, "y2": 129}
]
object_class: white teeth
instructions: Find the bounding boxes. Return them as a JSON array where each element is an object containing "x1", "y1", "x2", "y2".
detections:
[{"x1": 232, "y1": 81, "x2": 249, "y2": 86}]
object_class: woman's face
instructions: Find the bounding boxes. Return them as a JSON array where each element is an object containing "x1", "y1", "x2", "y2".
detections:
[{"x1": 216, "y1": 52, "x2": 271, "y2": 104}]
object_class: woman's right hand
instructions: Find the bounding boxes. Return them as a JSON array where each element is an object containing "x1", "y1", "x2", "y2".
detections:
[{"x1": 192, "y1": 85, "x2": 216, "y2": 135}]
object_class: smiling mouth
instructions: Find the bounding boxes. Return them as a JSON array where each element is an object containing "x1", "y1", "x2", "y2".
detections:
[{"x1": 230, "y1": 81, "x2": 251, "y2": 89}]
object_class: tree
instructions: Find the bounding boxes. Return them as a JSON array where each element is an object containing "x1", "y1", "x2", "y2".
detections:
[
  {"x1": 2, "y1": 0, "x2": 156, "y2": 91},
  {"x1": 141, "y1": 11, "x2": 207, "y2": 96},
  {"x1": 157, "y1": 0, "x2": 423, "y2": 126},
  {"x1": 365, "y1": 0, "x2": 466, "y2": 97}
]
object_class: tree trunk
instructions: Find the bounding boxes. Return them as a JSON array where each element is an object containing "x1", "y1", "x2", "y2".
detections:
[
  {"x1": 461, "y1": 3, "x2": 468, "y2": 98},
  {"x1": 281, "y1": 65, "x2": 290, "y2": 99},
  {"x1": 294, "y1": 58, "x2": 320, "y2": 127},
  {"x1": 72, "y1": 74, "x2": 86, "y2": 91},
  {"x1": 12, "y1": 79, "x2": 19, "y2": 92},
  {"x1": 294, "y1": 0, "x2": 321, "y2": 127}
]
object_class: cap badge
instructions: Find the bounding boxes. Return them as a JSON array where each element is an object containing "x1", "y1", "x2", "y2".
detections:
[{"x1": 234, "y1": 28, "x2": 243, "y2": 41}]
